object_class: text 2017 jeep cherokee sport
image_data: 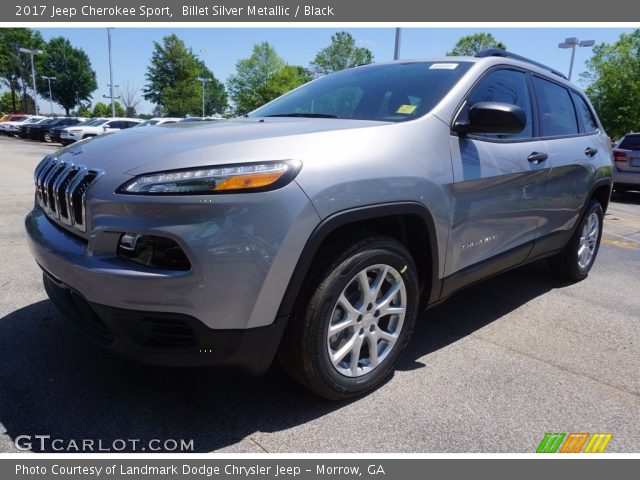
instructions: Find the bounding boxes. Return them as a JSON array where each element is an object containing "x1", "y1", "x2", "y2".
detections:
[{"x1": 26, "y1": 50, "x2": 613, "y2": 399}]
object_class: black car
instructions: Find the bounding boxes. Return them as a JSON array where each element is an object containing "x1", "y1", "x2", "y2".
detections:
[
  {"x1": 26, "y1": 118, "x2": 83, "y2": 142},
  {"x1": 19, "y1": 118, "x2": 56, "y2": 139},
  {"x1": 44, "y1": 119, "x2": 87, "y2": 143}
]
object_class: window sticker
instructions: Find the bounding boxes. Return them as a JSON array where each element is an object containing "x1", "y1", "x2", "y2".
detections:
[
  {"x1": 429, "y1": 63, "x2": 459, "y2": 70},
  {"x1": 396, "y1": 104, "x2": 417, "y2": 114}
]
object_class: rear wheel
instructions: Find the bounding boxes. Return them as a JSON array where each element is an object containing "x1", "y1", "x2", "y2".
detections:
[
  {"x1": 550, "y1": 199, "x2": 603, "y2": 281},
  {"x1": 279, "y1": 236, "x2": 419, "y2": 399}
]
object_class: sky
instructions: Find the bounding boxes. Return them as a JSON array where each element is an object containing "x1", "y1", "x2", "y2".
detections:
[{"x1": 18, "y1": 27, "x2": 637, "y2": 115}]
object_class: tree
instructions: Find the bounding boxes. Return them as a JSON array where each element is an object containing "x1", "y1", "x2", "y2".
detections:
[
  {"x1": 0, "y1": 90, "x2": 34, "y2": 113},
  {"x1": 0, "y1": 28, "x2": 45, "y2": 113},
  {"x1": 447, "y1": 33, "x2": 507, "y2": 56},
  {"x1": 36, "y1": 36, "x2": 97, "y2": 115},
  {"x1": 582, "y1": 30, "x2": 640, "y2": 139},
  {"x1": 227, "y1": 42, "x2": 310, "y2": 115},
  {"x1": 76, "y1": 105, "x2": 92, "y2": 117},
  {"x1": 144, "y1": 34, "x2": 227, "y2": 117},
  {"x1": 119, "y1": 81, "x2": 141, "y2": 117},
  {"x1": 310, "y1": 32, "x2": 373, "y2": 76},
  {"x1": 92, "y1": 102, "x2": 110, "y2": 117}
]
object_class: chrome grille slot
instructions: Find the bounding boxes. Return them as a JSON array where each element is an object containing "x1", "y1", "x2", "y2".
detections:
[
  {"x1": 54, "y1": 166, "x2": 79, "y2": 222},
  {"x1": 37, "y1": 159, "x2": 58, "y2": 204},
  {"x1": 34, "y1": 157, "x2": 102, "y2": 233},
  {"x1": 70, "y1": 170, "x2": 99, "y2": 231},
  {"x1": 44, "y1": 164, "x2": 67, "y2": 216}
]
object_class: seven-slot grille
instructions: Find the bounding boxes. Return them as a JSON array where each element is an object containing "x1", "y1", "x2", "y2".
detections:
[{"x1": 34, "y1": 156, "x2": 102, "y2": 233}]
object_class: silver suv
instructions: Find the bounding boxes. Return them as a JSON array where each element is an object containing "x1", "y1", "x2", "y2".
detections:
[{"x1": 26, "y1": 50, "x2": 613, "y2": 399}]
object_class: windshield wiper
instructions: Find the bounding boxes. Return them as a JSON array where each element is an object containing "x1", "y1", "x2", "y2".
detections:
[{"x1": 264, "y1": 113, "x2": 340, "y2": 119}]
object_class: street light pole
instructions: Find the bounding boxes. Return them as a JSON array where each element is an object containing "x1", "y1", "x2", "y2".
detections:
[
  {"x1": 394, "y1": 28, "x2": 402, "y2": 60},
  {"x1": 558, "y1": 37, "x2": 595, "y2": 81},
  {"x1": 41, "y1": 75, "x2": 56, "y2": 116},
  {"x1": 196, "y1": 77, "x2": 211, "y2": 117},
  {"x1": 107, "y1": 28, "x2": 116, "y2": 117},
  {"x1": 19, "y1": 47, "x2": 43, "y2": 115}
]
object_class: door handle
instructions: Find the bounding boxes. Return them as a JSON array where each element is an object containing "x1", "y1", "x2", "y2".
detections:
[
  {"x1": 527, "y1": 152, "x2": 548, "y2": 164},
  {"x1": 585, "y1": 147, "x2": 598, "y2": 157}
]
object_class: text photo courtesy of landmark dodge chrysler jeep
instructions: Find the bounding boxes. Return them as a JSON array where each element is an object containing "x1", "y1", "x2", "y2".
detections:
[{"x1": 26, "y1": 50, "x2": 613, "y2": 399}]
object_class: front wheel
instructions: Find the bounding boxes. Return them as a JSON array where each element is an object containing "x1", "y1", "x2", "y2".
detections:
[
  {"x1": 550, "y1": 199, "x2": 604, "y2": 281},
  {"x1": 279, "y1": 236, "x2": 419, "y2": 399}
]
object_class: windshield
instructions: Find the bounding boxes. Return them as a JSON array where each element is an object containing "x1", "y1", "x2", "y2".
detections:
[{"x1": 250, "y1": 61, "x2": 472, "y2": 122}]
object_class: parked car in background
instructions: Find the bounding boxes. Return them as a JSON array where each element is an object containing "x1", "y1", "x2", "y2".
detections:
[
  {"x1": 44, "y1": 118, "x2": 88, "y2": 143},
  {"x1": 0, "y1": 115, "x2": 44, "y2": 135},
  {"x1": 179, "y1": 116, "x2": 224, "y2": 123},
  {"x1": 1, "y1": 114, "x2": 28, "y2": 123},
  {"x1": 135, "y1": 117, "x2": 181, "y2": 127},
  {"x1": 60, "y1": 117, "x2": 142, "y2": 145},
  {"x1": 613, "y1": 133, "x2": 640, "y2": 192},
  {"x1": 102, "y1": 118, "x2": 143, "y2": 133},
  {"x1": 24, "y1": 117, "x2": 84, "y2": 142},
  {"x1": 19, "y1": 118, "x2": 57, "y2": 139}
]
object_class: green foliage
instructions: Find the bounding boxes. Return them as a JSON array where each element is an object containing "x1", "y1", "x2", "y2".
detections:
[
  {"x1": 227, "y1": 42, "x2": 310, "y2": 115},
  {"x1": 36, "y1": 36, "x2": 97, "y2": 116},
  {"x1": 0, "y1": 90, "x2": 33, "y2": 113},
  {"x1": 582, "y1": 30, "x2": 640, "y2": 139},
  {"x1": 144, "y1": 34, "x2": 227, "y2": 117},
  {"x1": 310, "y1": 32, "x2": 374, "y2": 76},
  {"x1": 92, "y1": 102, "x2": 110, "y2": 117},
  {"x1": 447, "y1": 33, "x2": 507, "y2": 56},
  {"x1": 0, "y1": 28, "x2": 45, "y2": 114},
  {"x1": 76, "y1": 105, "x2": 92, "y2": 117}
]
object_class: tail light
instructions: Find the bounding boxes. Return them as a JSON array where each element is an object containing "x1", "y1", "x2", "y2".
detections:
[{"x1": 613, "y1": 150, "x2": 627, "y2": 163}]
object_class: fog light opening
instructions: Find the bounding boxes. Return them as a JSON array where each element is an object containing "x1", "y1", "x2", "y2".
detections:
[{"x1": 117, "y1": 233, "x2": 191, "y2": 271}]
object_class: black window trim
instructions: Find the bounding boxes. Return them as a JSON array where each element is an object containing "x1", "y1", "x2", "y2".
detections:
[{"x1": 450, "y1": 65, "x2": 537, "y2": 144}]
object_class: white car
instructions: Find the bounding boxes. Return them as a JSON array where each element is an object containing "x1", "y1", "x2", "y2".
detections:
[
  {"x1": 0, "y1": 116, "x2": 45, "y2": 135},
  {"x1": 135, "y1": 117, "x2": 181, "y2": 127},
  {"x1": 60, "y1": 117, "x2": 142, "y2": 145}
]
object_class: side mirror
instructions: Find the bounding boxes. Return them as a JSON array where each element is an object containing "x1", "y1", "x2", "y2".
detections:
[{"x1": 453, "y1": 102, "x2": 526, "y2": 135}]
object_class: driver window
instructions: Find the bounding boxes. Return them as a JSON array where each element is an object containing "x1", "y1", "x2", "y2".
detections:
[{"x1": 466, "y1": 69, "x2": 533, "y2": 140}]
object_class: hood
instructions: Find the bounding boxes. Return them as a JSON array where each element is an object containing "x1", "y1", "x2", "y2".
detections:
[{"x1": 54, "y1": 117, "x2": 390, "y2": 175}]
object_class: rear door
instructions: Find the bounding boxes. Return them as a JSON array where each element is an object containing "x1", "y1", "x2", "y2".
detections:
[
  {"x1": 446, "y1": 68, "x2": 550, "y2": 279},
  {"x1": 532, "y1": 77, "x2": 610, "y2": 249}
]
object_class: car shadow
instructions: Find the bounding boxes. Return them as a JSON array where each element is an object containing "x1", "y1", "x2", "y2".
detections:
[
  {"x1": 0, "y1": 260, "x2": 563, "y2": 453},
  {"x1": 611, "y1": 190, "x2": 640, "y2": 205}
]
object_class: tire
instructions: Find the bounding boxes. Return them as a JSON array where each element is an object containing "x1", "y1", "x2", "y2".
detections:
[
  {"x1": 550, "y1": 199, "x2": 604, "y2": 281},
  {"x1": 278, "y1": 235, "x2": 420, "y2": 400}
]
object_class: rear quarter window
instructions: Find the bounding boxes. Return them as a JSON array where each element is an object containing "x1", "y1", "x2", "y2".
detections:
[{"x1": 571, "y1": 92, "x2": 599, "y2": 134}]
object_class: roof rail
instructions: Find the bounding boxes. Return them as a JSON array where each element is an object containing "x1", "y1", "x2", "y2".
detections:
[{"x1": 475, "y1": 49, "x2": 568, "y2": 80}]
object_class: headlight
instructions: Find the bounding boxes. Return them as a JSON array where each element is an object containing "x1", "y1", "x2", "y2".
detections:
[{"x1": 117, "y1": 160, "x2": 302, "y2": 195}]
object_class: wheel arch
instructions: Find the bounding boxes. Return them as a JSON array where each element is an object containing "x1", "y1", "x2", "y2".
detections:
[{"x1": 276, "y1": 202, "x2": 441, "y2": 320}]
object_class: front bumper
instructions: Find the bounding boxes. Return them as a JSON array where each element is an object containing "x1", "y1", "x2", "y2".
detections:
[
  {"x1": 42, "y1": 270, "x2": 287, "y2": 373},
  {"x1": 25, "y1": 178, "x2": 319, "y2": 370}
]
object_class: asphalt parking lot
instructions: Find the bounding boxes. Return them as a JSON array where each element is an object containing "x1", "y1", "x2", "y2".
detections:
[{"x1": 0, "y1": 134, "x2": 638, "y2": 453}]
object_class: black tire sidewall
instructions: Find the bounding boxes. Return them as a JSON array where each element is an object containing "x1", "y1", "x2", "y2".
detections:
[
  {"x1": 570, "y1": 200, "x2": 604, "y2": 279},
  {"x1": 306, "y1": 242, "x2": 419, "y2": 397}
]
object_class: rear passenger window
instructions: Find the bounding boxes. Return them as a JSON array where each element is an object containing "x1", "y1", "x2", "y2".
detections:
[
  {"x1": 571, "y1": 92, "x2": 598, "y2": 133},
  {"x1": 466, "y1": 69, "x2": 533, "y2": 140},
  {"x1": 532, "y1": 77, "x2": 579, "y2": 137}
]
